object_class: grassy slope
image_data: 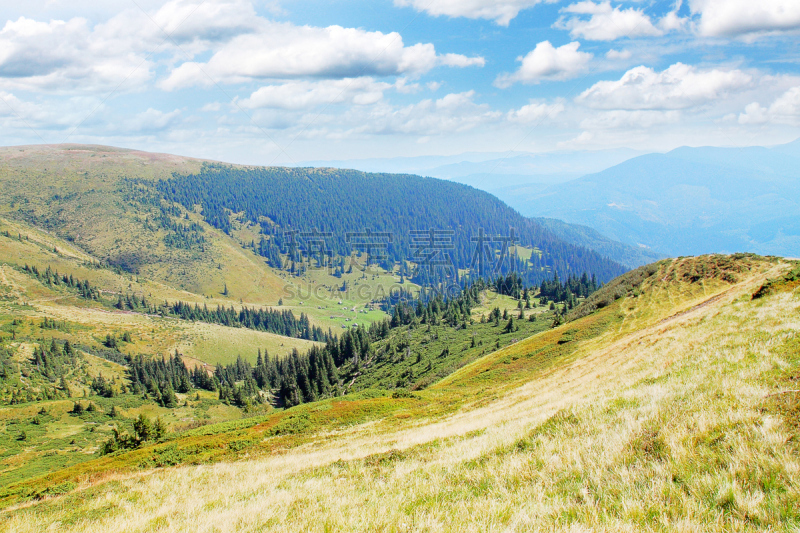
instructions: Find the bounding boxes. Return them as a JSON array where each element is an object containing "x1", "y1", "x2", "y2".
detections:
[
  {"x1": 344, "y1": 298, "x2": 555, "y2": 393},
  {"x1": 0, "y1": 227, "x2": 320, "y2": 367},
  {"x1": 0, "y1": 145, "x2": 405, "y2": 332},
  {"x1": 2, "y1": 255, "x2": 798, "y2": 531},
  {"x1": 0, "y1": 221, "x2": 323, "y2": 486},
  {"x1": 0, "y1": 145, "x2": 332, "y2": 318}
]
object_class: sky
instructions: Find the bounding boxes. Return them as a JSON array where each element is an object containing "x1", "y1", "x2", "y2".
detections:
[{"x1": 0, "y1": 0, "x2": 799, "y2": 166}]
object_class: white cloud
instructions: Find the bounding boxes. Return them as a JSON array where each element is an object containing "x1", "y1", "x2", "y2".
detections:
[
  {"x1": 658, "y1": 10, "x2": 688, "y2": 33},
  {"x1": 739, "y1": 86, "x2": 800, "y2": 125},
  {"x1": 0, "y1": 1, "x2": 483, "y2": 95},
  {"x1": 737, "y1": 102, "x2": 770, "y2": 125},
  {"x1": 0, "y1": 91, "x2": 47, "y2": 122},
  {"x1": 507, "y1": 101, "x2": 565, "y2": 123},
  {"x1": 239, "y1": 78, "x2": 392, "y2": 110},
  {"x1": 149, "y1": 0, "x2": 259, "y2": 43},
  {"x1": 394, "y1": 78, "x2": 422, "y2": 94},
  {"x1": 201, "y1": 102, "x2": 222, "y2": 112},
  {"x1": 351, "y1": 91, "x2": 502, "y2": 136},
  {"x1": 0, "y1": 16, "x2": 153, "y2": 92},
  {"x1": 690, "y1": 0, "x2": 800, "y2": 38},
  {"x1": 557, "y1": 130, "x2": 595, "y2": 149},
  {"x1": 495, "y1": 41, "x2": 592, "y2": 87},
  {"x1": 0, "y1": 0, "x2": 260, "y2": 93},
  {"x1": 556, "y1": 1, "x2": 663, "y2": 41},
  {"x1": 160, "y1": 22, "x2": 484, "y2": 90},
  {"x1": 0, "y1": 91, "x2": 113, "y2": 137},
  {"x1": 576, "y1": 63, "x2": 753, "y2": 110},
  {"x1": 769, "y1": 87, "x2": 800, "y2": 120},
  {"x1": 393, "y1": 0, "x2": 548, "y2": 26},
  {"x1": 605, "y1": 49, "x2": 631, "y2": 60},
  {"x1": 439, "y1": 53, "x2": 486, "y2": 68}
]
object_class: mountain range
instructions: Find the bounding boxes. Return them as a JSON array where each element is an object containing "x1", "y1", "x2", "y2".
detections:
[
  {"x1": 309, "y1": 139, "x2": 800, "y2": 259},
  {"x1": 497, "y1": 139, "x2": 800, "y2": 257}
]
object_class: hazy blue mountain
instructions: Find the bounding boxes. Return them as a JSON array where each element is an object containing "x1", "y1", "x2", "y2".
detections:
[
  {"x1": 500, "y1": 140, "x2": 800, "y2": 257},
  {"x1": 301, "y1": 148, "x2": 642, "y2": 190},
  {"x1": 531, "y1": 217, "x2": 665, "y2": 268}
]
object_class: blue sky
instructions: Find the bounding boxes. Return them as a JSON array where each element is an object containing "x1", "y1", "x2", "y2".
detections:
[{"x1": 0, "y1": 0, "x2": 798, "y2": 166}]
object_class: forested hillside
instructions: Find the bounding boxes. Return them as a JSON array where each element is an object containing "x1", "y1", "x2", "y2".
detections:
[{"x1": 155, "y1": 164, "x2": 626, "y2": 285}]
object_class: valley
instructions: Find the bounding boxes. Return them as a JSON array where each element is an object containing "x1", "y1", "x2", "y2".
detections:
[
  {"x1": 2, "y1": 1, "x2": 797, "y2": 529},
  {"x1": 0, "y1": 145, "x2": 797, "y2": 531}
]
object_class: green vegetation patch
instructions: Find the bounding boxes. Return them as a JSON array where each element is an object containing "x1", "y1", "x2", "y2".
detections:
[{"x1": 752, "y1": 262, "x2": 800, "y2": 300}]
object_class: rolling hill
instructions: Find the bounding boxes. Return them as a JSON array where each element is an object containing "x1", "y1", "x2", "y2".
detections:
[
  {"x1": 498, "y1": 140, "x2": 800, "y2": 258},
  {"x1": 0, "y1": 144, "x2": 626, "y2": 293},
  {"x1": 1, "y1": 254, "x2": 797, "y2": 531},
  {"x1": 3, "y1": 144, "x2": 797, "y2": 531},
  {"x1": 0, "y1": 143, "x2": 628, "y2": 495}
]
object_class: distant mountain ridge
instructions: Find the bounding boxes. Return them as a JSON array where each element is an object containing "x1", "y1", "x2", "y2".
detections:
[
  {"x1": 531, "y1": 217, "x2": 664, "y2": 268},
  {"x1": 497, "y1": 139, "x2": 800, "y2": 258},
  {"x1": 301, "y1": 148, "x2": 643, "y2": 190}
]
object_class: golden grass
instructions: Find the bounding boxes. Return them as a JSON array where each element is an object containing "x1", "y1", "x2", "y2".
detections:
[
  {"x1": 0, "y1": 231, "x2": 321, "y2": 367},
  {"x1": 2, "y1": 258, "x2": 798, "y2": 531}
]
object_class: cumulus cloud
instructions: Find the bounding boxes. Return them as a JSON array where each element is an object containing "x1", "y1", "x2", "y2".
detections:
[
  {"x1": 576, "y1": 62, "x2": 753, "y2": 110},
  {"x1": 160, "y1": 22, "x2": 484, "y2": 90},
  {"x1": 393, "y1": 0, "x2": 548, "y2": 26},
  {"x1": 0, "y1": 16, "x2": 153, "y2": 92},
  {"x1": 739, "y1": 86, "x2": 800, "y2": 125},
  {"x1": 439, "y1": 53, "x2": 486, "y2": 68},
  {"x1": 0, "y1": 0, "x2": 265, "y2": 93},
  {"x1": 239, "y1": 78, "x2": 392, "y2": 110},
  {"x1": 689, "y1": 0, "x2": 800, "y2": 38},
  {"x1": 0, "y1": 0, "x2": 483, "y2": 95},
  {"x1": 556, "y1": 1, "x2": 663, "y2": 41},
  {"x1": 658, "y1": 10, "x2": 689, "y2": 33},
  {"x1": 495, "y1": 41, "x2": 592, "y2": 87},
  {"x1": 0, "y1": 91, "x2": 113, "y2": 136},
  {"x1": 148, "y1": 0, "x2": 259, "y2": 43},
  {"x1": 507, "y1": 101, "x2": 565, "y2": 123}
]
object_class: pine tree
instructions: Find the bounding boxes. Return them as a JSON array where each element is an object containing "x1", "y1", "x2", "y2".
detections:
[
  {"x1": 133, "y1": 414, "x2": 152, "y2": 443},
  {"x1": 152, "y1": 417, "x2": 168, "y2": 441}
]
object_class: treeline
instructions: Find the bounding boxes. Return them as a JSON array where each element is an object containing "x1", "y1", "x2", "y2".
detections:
[
  {"x1": 193, "y1": 347, "x2": 341, "y2": 408},
  {"x1": 164, "y1": 301, "x2": 330, "y2": 341},
  {"x1": 21, "y1": 260, "x2": 328, "y2": 341},
  {"x1": 150, "y1": 165, "x2": 626, "y2": 285},
  {"x1": 128, "y1": 353, "x2": 191, "y2": 408},
  {"x1": 189, "y1": 331, "x2": 349, "y2": 408},
  {"x1": 31, "y1": 339, "x2": 78, "y2": 381},
  {"x1": 1, "y1": 340, "x2": 74, "y2": 405},
  {"x1": 112, "y1": 294, "x2": 330, "y2": 341},
  {"x1": 22, "y1": 265, "x2": 101, "y2": 300},
  {"x1": 387, "y1": 281, "x2": 485, "y2": 328},
  {"x1": 187, "y1": 319, "x2": 381, "y2": 409},
  {"x1": 538, "y1": 272, "x2": 599, "y2": 305}
]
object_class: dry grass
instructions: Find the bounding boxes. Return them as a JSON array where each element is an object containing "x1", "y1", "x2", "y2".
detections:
[{"x1": 1, "y1": 258, "x2": 797, "y2": 531}]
